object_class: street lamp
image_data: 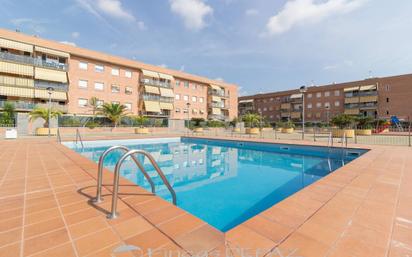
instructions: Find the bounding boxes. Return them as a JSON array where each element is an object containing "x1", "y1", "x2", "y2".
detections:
[
  {"x1": 299, "y1": 85, "x2": 307, "y2": 140},
  {"x1": 46, "y1": 87, "x2": 54, "y2": 138},
  {"x1": 186, "y1": 102, "x2": 191, "y2": 134}
]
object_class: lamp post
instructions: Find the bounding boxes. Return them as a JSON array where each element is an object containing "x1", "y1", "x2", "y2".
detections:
[
  {"x1": 46, "y1": 87, "x2": 54, "y2": 138},
  {"x1": 299, "y1": 86, "x2": 307, "y2": 140},
  {"x1": 186, "y1": 102, "x2": 191, "y2": 135}
]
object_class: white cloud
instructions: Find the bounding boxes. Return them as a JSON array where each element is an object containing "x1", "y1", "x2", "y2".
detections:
[
  {"x1": 264, "y1": 0, "x2": 368, "y2": 36},
  {"x1": 215, "y1": 77, "x2": 224, "y2": 82},
  {"x1": 75, "y1": 0, "x2": 136, "y2": 22},
  {"x1": 169, "y1": 0, "x2": 213, "y2": 31},
  {"x1": 71, "y1": 31, "x2": 80, "y2": 38},
  {"x1": 158, "y1": 64, "x2": 168, "y2": 68},
  {"x1": 245, "y1": 9, "x2": 259, "y2": 16},
  {"x1": 60, "y1": 41, "x2": 77, "y2": 46},
  {"x1": 10, "y1": 18, "x2": 48, "y2": 34}
]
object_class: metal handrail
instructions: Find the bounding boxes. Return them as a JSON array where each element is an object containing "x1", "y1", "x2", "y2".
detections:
[
  {"x1": 75, "y1": 128, "x2": 84, "y2": 148},
  {"x1": 93, "y1": 146, "x2": 155, "y2": 203},
  {"x1": 57, "y1": 128, "x2": 61, "y2": 143},
  {"x1": 108, "y1": 149, "x2": 177, "y2": 219}
]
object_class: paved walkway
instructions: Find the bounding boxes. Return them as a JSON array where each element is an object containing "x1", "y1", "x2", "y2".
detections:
[{"x1": 0, "y1": 137, "x2": 411, "y2": 257}]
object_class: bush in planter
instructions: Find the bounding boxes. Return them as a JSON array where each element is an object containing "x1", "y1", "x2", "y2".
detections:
[
  {"x1": 242, "y1": 113, "x2": 260, "y2": 128},
  {"x1": 207, "y1": 120, "x2": 225, "y2": 128},
  {"x1": 29, "y1": 107, "x2": 62, "y2": 128},
  {"x1": 330, "y1": 114, "x2": 354, "y2": 129},
  {"x1": 133, "y1": 115, "x2": 149, "y2": 128},
  {"x1": 355, "y1": 116, "x2": 374, "y2": 129},
  {"x1": 85, "y1": 121, "x2": 100, "y2": 129},
  {"x1": 0, "y1": 101, "x2": 16, "y2": 125},
  {"x1": 99, "y1": 103, "x2": 128, "y2": 128}
]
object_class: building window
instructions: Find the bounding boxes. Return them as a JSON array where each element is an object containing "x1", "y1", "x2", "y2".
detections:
[
  {"x1": 385, "y1": 85, "x2": 390, "y2": 91},
  {"x1": 386, "y1": 97, "x2": 389, "y2": 102},
  {"x1": 324, "y1": 102, "x2": 330, "y2": 108},
  {"x1": 184, "y1": 82, "x2": 189, "y2": 88},
  {"x1": 335, "y1": 101, "x2": 340, "y2": 106},
  {"x1": 175, "y1": 108, "x2": 180, "y2": 113},
  {"x1": 94, "y1": 82, "x2": 104, "y2": 91},
  {"x1": 386, "y1": 110, "x2": 389, "y2": 115},
  {"x1": 124, "y1": 103, "x2": 132, "y2": 110},
  {"x1": 199, "y1": 97, "x2": 204, "y2": 103},
  {"x1": 334, "y1": 90, "x2": 340, "y2": 96},
  {"x1": 125, "y1": 87, "x2": 133, "y2": 94},
  {"x1": 200, "y1": 110, "x2": 204, "y2": 114},
  {"x1": 316, "y1": 102, "x2": 321, "y2": 108},
  {"x1": 316, "y1": 92, "x2": 321, "y2": 98},
  {"x1": 111, "y1": 68, "x2": 119, "y2": 76},
  {"x1": 192, "y1": 84, "x2": 197, "y2": 90},
  {"x1": 183, "y1": 95, "x2": 189, "y2": 101},
  {"x1": 95, "y1": 65, "x2": 104, "y2": 73},
  {"x1": 307, "y1": 103, "x2": 312, "y2": 109},
  {"x1": 79, "y1": 62, "x2": 88, "y2": 70},
  {"x1": 112, "y1": 101, "x2": 120, "y2": 105},
  {"x1": 96, "y1": 100, "x2": 104, "y2": 106},
  {"x1": 175, "y1": 94, "x2": 180, "y2": 100},
  {"x1": 111, "y1": 84, "x2": 120, "y2": 93},
  {"x1": 263, "y1": 107, "x2": 267, "y2": 111},
  {"x1": 78, "y1": 80, "x2": 88, "y2": 89},
  {"x1": 125, "y1": 70, "x2": 132, "y2": 78},
  {"x1": 78, "y1": 98, "x2": 88, "y2": 107},
  {"x1": 324, "y1": 91, "x2": 330, "y2": 97},
  {"x1": 175, "y1": 80, "x2": 180, "y2": 87},
  {"x1": 183, "y1": 108, "x2": 188, "y2": 113},
  {"x1": 192, "y1": 96, "x2": 197, "y2": 102},
  {"x1": 307, "y1": 93, "x2": 312, "y2": 98},
  {"x1": 270, "y1": 98, "x2": 274, "y2": 101}
]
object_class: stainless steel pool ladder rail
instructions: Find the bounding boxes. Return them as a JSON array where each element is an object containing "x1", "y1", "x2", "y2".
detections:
[
  {"x1": 57, "y1": 128, "x2": 62, "y2": 144},
  {"x1": 327, "y1": 132, "x2": 333, "y2": 156},
  {"x1": 108, "y1": 149, "x2": 177, "y2": 219},
  {"x1": 93, "y1": 146, "x2": 156, "y2": 204},
  {"x1": 75, "y1": 128, "x2": 84, "y2": 149}
]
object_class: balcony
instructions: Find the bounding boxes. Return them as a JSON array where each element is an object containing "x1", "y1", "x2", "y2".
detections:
[
  {"x1": 290, "y1": 112, "x2": 301, "y2": 119},
  {"x1": 344, "y1": 108, "x2": 360, "y2": 115},
  {"x1": 208, "y1": 89, "x2": 228, "y2": 98},
  {"x1": 280, "y1": 103, "x2": 291, "y2": 109},
  {"x1": 0, "y1": 100, "x2": 68, "y2": 112},
  {"x1": 140, "y1": 79, "x2": 172, "y2": 89},
  {"x1": 34, "y1": 80, "x2": 68, "y2": 92},
  {"x1": 344, "y1": 91, "x2": 377, "y2": 98},
  {"x1": 210, "y1": 102, "x2": 229, "y2": 108},
  {"x1": 141, "y1": 94, "x2": 174, "y2": 103},
  {"x1": 0, "y1": 51, "x2": 68, "y2": 71},
  {"x1": 345, "y1": 102, "x2": 378, "y2": 110},
  {"x1": 208, "y1": 114, "x2": 227, "y2": 121}
]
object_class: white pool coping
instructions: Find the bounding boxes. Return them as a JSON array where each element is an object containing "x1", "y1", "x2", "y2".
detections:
[{"x1": 62, "y1": 137, "x2": 181, "y2": 148}]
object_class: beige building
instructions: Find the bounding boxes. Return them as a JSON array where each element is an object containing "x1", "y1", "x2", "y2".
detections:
[{"x1": 0, "y1": 28, "x2": 238, "y2": 122}]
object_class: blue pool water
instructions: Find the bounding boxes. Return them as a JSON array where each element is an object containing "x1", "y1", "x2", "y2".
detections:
[{"x1": 65, "y1": 137, "x2": 366, "y2": 232}]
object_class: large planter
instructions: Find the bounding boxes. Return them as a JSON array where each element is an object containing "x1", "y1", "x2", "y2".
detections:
[
  {"x1": 275, "y1": 127, "x2": 282, "y2": 132},
  {"x1": 135, "y1": 127, "x2": 149, "y2": 134},
  {"x1": 232, "y1": 128, "x2": 241, "y2": 133},
  {"x1": 35, "y1": 127, "x2": 57, "y2": 136},
  {"x1": 332, "y1": 129, "x2": 355, "y2": 138},
  {"x1": 261, "y1": 128, "x2": 273, "y2": 132},
  {"x1": 193, "y1": 127, "x2": 204, "y2": 133},
  {"x1": 355, "y1": 129, "x2": 372, "y2": 136},
  {"x1": 246, "y1": 128, "x2": 259, "y2": 134},
  {"x1": 281, "y1": 128, "x2": 294, "y2": 134}
]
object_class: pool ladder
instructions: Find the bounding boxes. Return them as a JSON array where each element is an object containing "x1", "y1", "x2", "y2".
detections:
[{"x1": 93, "y1": 146, "x2": 177, "y2": 219}]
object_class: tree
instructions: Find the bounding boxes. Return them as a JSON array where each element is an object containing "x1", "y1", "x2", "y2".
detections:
[
  {"x1": 29, "y1": 107, "x2": 62, "y2": 127},
  {"x1": 355, "y1": 116, "x2": 374, "y2": 129},
  {"x1": 0, "y1": 101, "x2": 16, "y2": 125},
  {"x1": 133, "y1": 115, "x2": 149, "y2": 128},
  {"x1": 88, "y1": 97, "x2": 101, "y2": 121},
  {"x1": 331, "y1": 114, "x2": 355, "y2": 129},
  {"x1": 99, "y1": 103, "x2": 128, "y2": 127},
  {"x1": 242, "y1": 113, "x2": 260, "y2": 128}
]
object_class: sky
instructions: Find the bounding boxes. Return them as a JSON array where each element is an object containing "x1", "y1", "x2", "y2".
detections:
[{"x1": 1, "y1": 0, "x2": 412, "y2": 96}]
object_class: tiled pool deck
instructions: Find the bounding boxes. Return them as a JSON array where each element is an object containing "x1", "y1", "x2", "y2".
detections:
[{"x1": 0, "y1": 136, "x2": 411, "y2": 257}]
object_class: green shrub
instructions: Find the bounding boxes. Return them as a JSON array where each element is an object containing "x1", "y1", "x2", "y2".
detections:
[{"x1": 331, "y1": 114, "x2": 354, "y2": 129}]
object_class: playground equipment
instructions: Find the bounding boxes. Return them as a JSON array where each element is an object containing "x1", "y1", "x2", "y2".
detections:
[{"x1": 391, "y1": 116, "x2": 404, "y2": 131}]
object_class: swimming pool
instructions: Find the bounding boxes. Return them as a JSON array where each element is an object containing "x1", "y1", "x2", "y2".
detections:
[{"x1": 64, "y1": 137, "x2": 367, "y2": 232}]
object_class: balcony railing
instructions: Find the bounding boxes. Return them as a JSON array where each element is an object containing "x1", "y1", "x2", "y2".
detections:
[
  {"x1": 210, "y1": 102, "x2": 229, "y2": 108},
  {"x1": 344, "y1": 102, "x2": 377, "y2": 109},
  {"x1": 208, "y1": 90, "x2": 229, "y2": 98},
  {"x1": 208, "y1": 114, "x2": 227, "y2": 121},
  {"x1": 0, "y1": 100, "x2": 68, "y2": 112},
  {"x1": 344, "y1": 91, "x2": 377, "y2": 98},
  {"x1": 140, "y1": 79, "x2": 172, "y2": 88},
  {"x1": 34, "y1": 80, "x2": 68, "y2": 92},
  {"x1": 0, "y1": 51, "x2": 68, "y2": 71}
]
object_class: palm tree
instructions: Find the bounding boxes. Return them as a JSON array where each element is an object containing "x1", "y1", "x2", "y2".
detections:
[
  {"x1": 242, "y1": 113, "x2": 260, "y2": 128},
  {"x1": 29, "y1": 107, "x2": 62, "y2": 127},
  {"x1": 99, "y1": 103, "x2": 128, "y2": 127},
  {"x1": 88, "y1": 97, "x2": 101, "y2": 121},
  {"x1": 133, "y1": 115, "x2": 149, "y2": 128}
]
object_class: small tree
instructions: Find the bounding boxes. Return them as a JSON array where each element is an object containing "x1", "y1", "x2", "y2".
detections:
[
  {"x1": 331, "y1": 114, "x2": 354, "y2": 129},
  {"x1": 88, "y1": 97, "x2": 101, "y2": 121},
  {"x1": 29, "y1": 107, "x2": 62, "y2": 127},
  {"x1": 242, "y1": 113, "x2": 260, "y2": 128},
  {"x1": 99, "y1": 103, "x2": 128, "y2": 127},
  {"x1": 0, "y1": 102, "x2": 16, "y2": 125},
  {"x1": 134, "y1": 115, "x2": 149, "y2": 128},
  {"x1": 355, "y1": 116, "x2": 374, "y2": 129}
]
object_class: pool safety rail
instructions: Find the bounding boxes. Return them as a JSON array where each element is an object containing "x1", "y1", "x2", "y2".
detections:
[
  {"x1": 94, "y1": 147, "x2": 177, "y2": 219},
  {"x1": 75, "y1": 128, "x2": 84, "y2": 149}
]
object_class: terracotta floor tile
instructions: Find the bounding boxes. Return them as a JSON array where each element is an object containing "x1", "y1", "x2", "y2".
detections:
[
  {"x1": 125, "y1": 228, "x2": 171, "y2": 253},
  {"x1": 175, "y1": 224, "x2": 224, "y2": 253},
  {"x1": 243, "y1": 215, "x2": 293, "y2": 244},
  {"x1": 226, "y1": 225, "x2": 276, "y2": 251},
  {"x1": 64, "y1": 207, "x2": 102, "y2": 225},
  {"x1": 113, "y1": 216, "x2": 153, "y2": 239},
  {"x1": 74, "y1": 228, "x2": 120, "y2": 256},
  {"x1": 158, "y1": 213, "x2": 204, "y2": 238},
  {"x1": 29, "y1": 243, "x2": 76, "y2": 257},
  {"x1": 0, "y1": 227, "x2": 22, "y2": 247},
  {"x1": 329, "y1": 236, "x2": 386, "y2": 257},
  {"x1": 24, "y1": 207, "x2": 61, "y2": 225},
  {"x1": 145, "y1": 205, "x2": 186, "y2": 225},
  {"x1": 23, "y1": 228, "x2": 70, "y2": 256},
  {"x1": 0, "y1": 242, "x2": 20, "y2": 257},
  {"x1": 0, "y1": 216, "x2": 23, "y2": 232},
  {"x1": 68, "y1": 216, "x2": 108, "y2": 239},
  {"x1": 297, "y1": 220, "x2": 343, "y2": 247},
  {"x1": 276, "y1": 232, "x2": 329, "y2": 257},
  {"x1": 24, "y1": 216, "x2": 65, "y2": 239}
]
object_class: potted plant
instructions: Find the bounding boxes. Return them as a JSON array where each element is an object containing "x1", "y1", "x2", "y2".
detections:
[
  {"x1": 190, "y1": 118, "x2": 205, "y2": 133},
  {"x1": 230, "y1": 117, "x2": 241, "y2": 132},
  {"x1": 355, "y1": 116, "x2": 373, "y2": 136},
  {"x1": 281, "y1": 120, "x2": 295, "y2": 133},
  {"x1": 134, "y1": 115, "x2": 149, "y2": 134},
  {"x1": 242, "y1": 113, "x2": 260, "y2": 134},
  {"x1": 0, "y1": 101, "x2": 16, "y2": 126},
  {"x1": 330, "y1": 114, "x2": 355, "y2": 138},
  {"x1": 99, "y1": 103, "x2": 128, "y2": 130},
  {"x1": 261, "y1": 118, "x2": 273, "y2": 131},
  {"x1": 275, "y1": 121, "x2": 284, "y2": 132},
  {"x1": 29, "y1": 107, "x2": 62, "y2": 135}
]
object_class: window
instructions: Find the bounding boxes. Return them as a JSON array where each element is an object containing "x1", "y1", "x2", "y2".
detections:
[
  {"x1": 183, "y1": 108, "x2": 188, "y2": 113},
  {"x1": 199, "y1": 97, "x2": 204, "y2": 103},
  {"x1": 125, "y1": 87, "x2": 133, "y2": 95},
  {"x1": 307, "y1": 93, "x2": 312, "y2": 98},
  {"x1": 334, "y1": 101, "x2": 340, "y2": 107},
  {"x1": 124, "y1": 103, "x2": 132, "y2": 110},
  {"x1": 94, "y1": 82, "x2": 104, "y2": 91},
  {"x1": 125, "y1": 70, "x2": 132, "y2": 78},
  {"x1": 175, "y1": 80, "x2": 180, "y2": 87},
  {"x1": 307, "y1": 103, "x2": 312, "y2": 109},
  {"x1": 78, "y1": 80, "x2": 88, "y2": 89},
  {"x1": 334, "y1": 90, "x2": 340, "y2": 96},
  {"x1": 111, "y1": 68, "x2": 119, "y2": 76},
  {"x1": 111, "y1": 84, "x2": 120, "y2": 93},
  {"x1": 324, "y1": 102, "x2": 330, "y2": 108},
  {"x1": 324, "y1": 91, "x2": 330, "y2": 97},
  {"x1": 79, "y1": 62, "x2": 88, "y2": 70},
  {"x1": 175, "y1": 108, "x2": 180, "y2": 113},
  {"x1": 385, "y1": 85, "x2": 390, "y2": 91},
  {"x1": 270, "y1": 98, "x2": 274, "y2": 101},
  {"x1": 184, "y1": 81, "x2": 189, "y2": 88},
  {"x1": 112, "y1": 101, "x2": 120, "y2": 105},
  {"x1": 200, "y1": 110, "x2": 204, "y2": 114},
  {"x1": 96, "y1": 100, "x2": 104, "y2": 106},
  {"x1": 78, "y1": 98, "x2": 88, "y2": 107},
  {"x1": 183, "y1": 95, "x2": 189, "y2": 101},
  {"x1": 386, "y1": 110, "x2": 389, "y2": 115},
  {"x1": 316, "y1": 102, "x2": 321, "y2": 107},
  {"x1": 263, "y1": 107, "x2": 267, "y2": 111},
  {"x1": 316, "y1": 92, "x2": 321, "y2": 98},
  {"x1": 386, "y1": 97, "x2": 389, "y2": 103},
  {"x1": 192, "y1": 96, "x2": 197, "y2": 102},
  {"x1": 95, "y1": 65, "x2": 104, "y2": 73},
  {"x1": 192, "y1": 84, "x2": 197, "y2": 90},
  {"x1": 175, "y1": 94, "x2": 180, "y2": 100}
]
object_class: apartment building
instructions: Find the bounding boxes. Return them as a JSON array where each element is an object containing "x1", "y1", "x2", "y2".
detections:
[
  {"x1": 239, "y1": 73, "x2": 412, "y2": 123},
  {"x1": 0, "y1": 28, "x2": 238, "y2": 121}
]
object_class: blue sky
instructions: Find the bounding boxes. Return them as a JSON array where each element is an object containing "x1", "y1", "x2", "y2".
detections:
[{"x1": 1, "y1": 0, "x2": 412, "y2": 96}]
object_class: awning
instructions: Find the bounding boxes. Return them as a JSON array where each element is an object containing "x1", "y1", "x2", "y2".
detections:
[
  {"x1": 359, "y1": 85, "x2": 377, "y2": 91},
  {"x1": 159, "y1": 102, "x2": 173, "y2": 110},
  {"x1": 344, "y1": 86, "x2": 359, "y2": 92},
  {"x1": 212, "y1": 108, "x2": 222, "y2": 115},
  {"x1": 159, "y1": 88, "x2": 174, "y2": 97},
  {"x1": 212, "y1": 96, "x2": 221, "y2": 102},
  {"x1": 144, "y1": 101, "x2": 161, "y2": 112},
  {"x1": 34, "y1": 46, "x2": 69, "y2": 58},
  {"x1": 141, "y1": 69, "x2": 159, "y2": 78},
  {"x1": 34, "y1": 67, "x2": 67, "y2": 83},
  {"x1": 158, "y1": 72, "x2": 174, "y2": 81},
  {"x1": 239, "y1": 99, "x2": 253, "y2": 103},
  {"x1": 0, "y1": 38, "x2": 33, "y2": 53},
  {"x1": 0, "y1": 61, "x2": 33, "y2": 76},
  {"x1": 290, "y1": 93, "x2": 303, "y2": 99},
  {"x1": 34, "y1": 89, "x2": 67, "y2": 100},
  {"x1": 0, "y1": 75, "x2": 34, "y2": 87},
  {"x1": 144, "y1": 85, "x2": 160, "y2": 94},
  {"x1": 0, "y1": 85, "x2": 33, "y2": 98},
  {"x1": 210, "y1": 84, "x2": 221, "y2": 90}
]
